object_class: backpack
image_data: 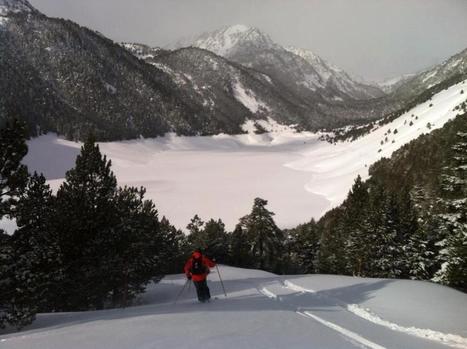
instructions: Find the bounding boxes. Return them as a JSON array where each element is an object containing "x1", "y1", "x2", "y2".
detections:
[{"x1": 191, "y1": 257, "x2": 207, "y2": 275}]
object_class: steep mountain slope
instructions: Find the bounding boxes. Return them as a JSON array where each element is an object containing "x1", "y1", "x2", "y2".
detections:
[
  {"x1": 0, "y1": 0, "x2": 209, "y2": 140},
  {"x1": 185, "y1": 25, "x2": 385, "y2": 101},
  {"x1": 127, "y1": 42, "x2": 393, "y2": 130},
  {"x1": 392, "y1": 48, "x2": 467, "y2": 100},
  {"x1": 287, "y1": 47, "x2": 384, "y2": 100},
  {"x1": 140, "y1": 46, "x2": 328, "y2": 131}
]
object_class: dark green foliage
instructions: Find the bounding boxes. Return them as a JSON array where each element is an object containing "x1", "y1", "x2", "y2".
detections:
[
  {"x1": 158, "y1": 217, "x2": 189, "y2": 275},
  {"x1": 239, "y1": 198, "x2": 284, "y2": 273},
  {"x1": 228, "y1": 224, "x2": 252, "y2": 268},
  {"x1": 109, "y1": 186, "x2": 164, "y2": 307},
  {"x1": 55, "y1": 136, "x2": 118, "y2": 310},
  {"x1": 6, "y1": 174, "x2": 63, "y2": 328},
  {"x1": 434, "y1": 131, "x2": 467, "y2": 289},
  {"x1": 0, "y1": 119, "x2": 31, "y2": 329},
  {"x1": 0, "y1": 118, "x2": 28, "y2": 218},
  {"x1": 284, "y1": 219, "x2": 320, "y2": 274},
  {"x1": 186, "y1": 216, "x2": 229, "y2": 262}
]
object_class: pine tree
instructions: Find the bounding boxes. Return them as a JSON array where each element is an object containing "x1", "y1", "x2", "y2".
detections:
[
  {"x1": 240, "y1": 198, "x2": 284, "y2": 272},
  {"x1": 0, "y1": 118, "x2": 30, "y2": 329},
  {"x1": 159, "y1": 216, "x2": 188, "y2": 274},
  {"x1": 228, "y1": 224, "x2": 252, "y2": 268},
  {"x1": 343, "y1": 176, "x2": 371, "y2": 276},
  {"x1": 5, "y1": 174, "x2": 63, "y2": 328},
  {"x1": 202, "y1": 219, "x2": 229, "y2": 262},
  {"x1": 0, "y1": 232, "x2": 15, "y2": 329},
  {"x1": 317, "y1": 208, "x2": 347, "y2": 274},
  {"x1": 0, "y1": 118, "x2": 28, "y2": 218},
  {"x1": 187, "y1": 214, "x2": 206, "y2": 249},
  {"x1": 110, "y1": 186, "x2": 164, "y2": 307},
  {"x1": 55, "y1": 135, "x2": 118, "y2": 310},
  {"x1": 287, "y1": 220, "x2": 320, "y2": 274},
  {"x1": 434, "y1": 131, "x2": 467, "y2": 289}
]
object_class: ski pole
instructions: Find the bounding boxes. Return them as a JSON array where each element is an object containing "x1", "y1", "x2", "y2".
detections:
[
  {"x1": 174, "y1": 279, "x2": 189, "y2": 305},
  {"x1": 215, "y1": 265, "x2": 227, "y2": 297}
]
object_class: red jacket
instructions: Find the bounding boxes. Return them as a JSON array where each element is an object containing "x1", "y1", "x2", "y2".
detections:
[{"x1": 184, "y1": 254, "x2": 216, "y2": 282}]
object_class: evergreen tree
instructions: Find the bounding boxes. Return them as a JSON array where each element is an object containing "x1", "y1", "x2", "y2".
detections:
[
  {"x1": 240, "y1": 198, "x2": 284, "y2": 272},
  {"x1": 287, "y1": 220, "x2": 320, "y2": 274},
  {"x1": 343, "y1": 176, "x2": 371, "y2": 276},
  {"x1": 317, "y1": 208, "x2": 347, "y2": 274},
  {"x1": 159, "y1": 216, "x2": 189, "y2": 274},
  {"x1": 435, "y1": 131, "x2": 467, "y2": 289},
  {"x1": 0, "y1": 118, "x2": 28, "y2": 218},
  {"x1": 0, "y1": 118, "x2": 30, "y2": 329},
  {"x1": 15, "y1": 174, "x2": 63, "y2": 307},
  {"x1": 3, "y1": 174, "x2": 63, "y2": 328},
  {"x1": 0, "y1": 232, "x2": 16, "y2": 329},
  {"x1": 55, "y1": 135, "x2": 118, "y2": 310},
  {"x1": 110, "y1": 186, "x2": 164, "y2": 307},
  {"x1": 202, "y1": 219, "x2": 229, "y2": 262},
  {"x1": 228, "y1": 224, "x2": 252, "y2": 268},
  {"x1": 186, "y1": 214, "x2": 206, "y2": 249}
]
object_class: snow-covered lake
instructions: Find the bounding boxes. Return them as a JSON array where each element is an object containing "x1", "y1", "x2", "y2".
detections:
[{"x1": 20, "y1": 80, "x2": 466, "y2": 231}]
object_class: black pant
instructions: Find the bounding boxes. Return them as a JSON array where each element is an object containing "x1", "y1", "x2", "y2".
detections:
[{"x1": 193, "y1": 279, "x2": 211, "y2": 302}]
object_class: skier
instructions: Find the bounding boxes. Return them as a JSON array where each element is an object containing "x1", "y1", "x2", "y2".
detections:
[{"x1": 184, "y1": 249, "x2": 216, "y2": 303}]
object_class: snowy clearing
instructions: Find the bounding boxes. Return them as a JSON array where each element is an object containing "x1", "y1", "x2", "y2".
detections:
[
  {"x1": 15, "y1": 80, "x2": 467, "y2": 231},
  {"x1": 1, "y1": 266, "x2": 465, "y2": 349}
]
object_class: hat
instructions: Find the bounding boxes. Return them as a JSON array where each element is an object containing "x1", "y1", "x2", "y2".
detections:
[{"x1": 193, "y1": 251, "x2": 202, "y2": 259}]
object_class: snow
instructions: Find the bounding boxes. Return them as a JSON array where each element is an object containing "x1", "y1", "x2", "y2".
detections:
[
  {"x1": 1, "y1": 266, "x2": 465, "y2": 349},
  {"x1": 0, "y1": 0, "x2": 33, "y2": 16},
  {"x1": 0, "y1": 217, "x2": 17, "y2": 235},
  {"x1": 193, "y1": 24, "x2": 274, "y2": 57},
  {"x1": 347, "y1": 304, "x2": 467, "y2": 348},
  {"x1": 232, "y1": 80, "x2": 270, "y2": 113},
  {"x1": 286, "y1": 79, "x2": 467, "y2": 206},
  {"x1": 11, "y1": 80, "x2": 465, "y2": 232}
]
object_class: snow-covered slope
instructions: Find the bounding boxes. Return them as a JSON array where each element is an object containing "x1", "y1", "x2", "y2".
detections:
[
  {"x1": 1, "y1": 266, "x2": 466, "y2": 349},
  {"x1": 286, "y1": 79, "x2": 467, "y2": 206},
  {"x1": 19, "y1": 80, "x2": 467, "y2": 230}
]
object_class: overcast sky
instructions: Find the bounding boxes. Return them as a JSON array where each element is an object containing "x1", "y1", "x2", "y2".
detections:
[{"x1": 29, "y1": 0, "x2": 467, "y2": 82}]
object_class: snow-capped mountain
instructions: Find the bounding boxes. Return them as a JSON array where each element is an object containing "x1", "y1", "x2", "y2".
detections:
[
  {"x1": 181, "y1": 24, "x2": 385, "y2": 101},
  {"x1": 287, "y1": 47, "x2": 384, "y2": 100},
  {"x1": 192, "y1": 24, "x2": 277, "y2": 57},
  {"x1": 0, "y1": 0, "x2": 34, "y2": 16}
]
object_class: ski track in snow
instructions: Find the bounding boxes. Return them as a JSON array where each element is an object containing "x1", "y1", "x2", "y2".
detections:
[
  {"x1": 347, "y1": 304, "x2": 467, "y2": 349},
  {"x1": 1, "y1": 267, "x2": 466, "y2": 349},
  {"x1": 273, "y1": 280, "x2": 467, "y2": 349}
]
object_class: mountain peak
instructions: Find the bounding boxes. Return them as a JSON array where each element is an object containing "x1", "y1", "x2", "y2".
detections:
[
  {"x1": 0, "y1": 0, "x2": 35, "y2": 16},
  {"x1": 192, "y1": 24, "x2": 275, "y2": 57}
]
